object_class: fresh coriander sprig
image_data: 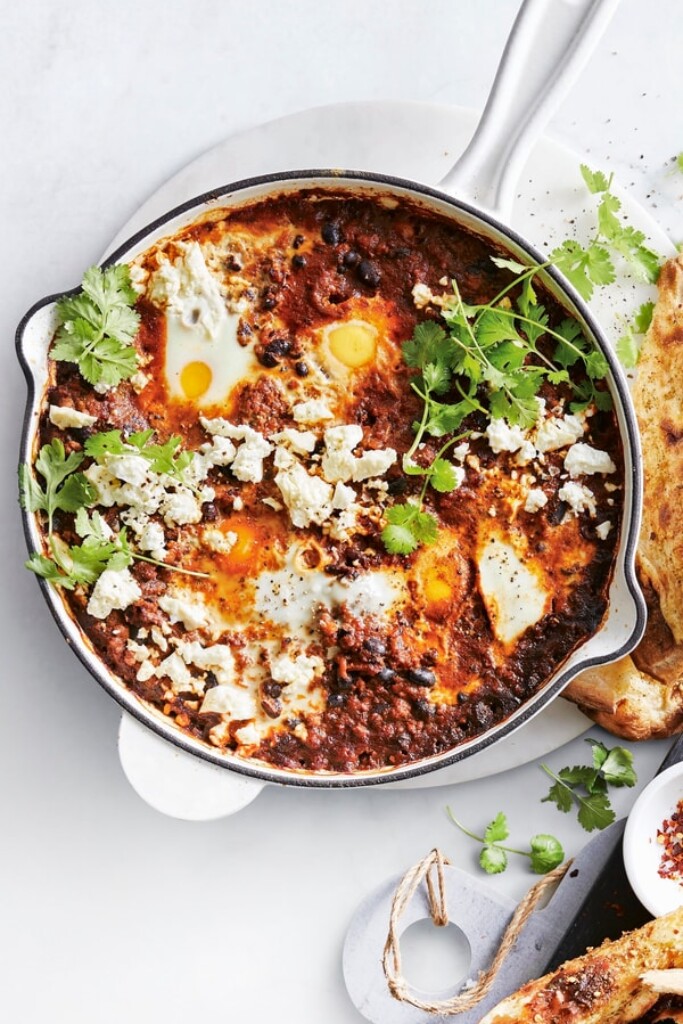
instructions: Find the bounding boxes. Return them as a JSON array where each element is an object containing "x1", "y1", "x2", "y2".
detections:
[
  {"x1": 550, "y1": 164, "x2": 660, "y2": 302},
  {"x1": 616, "y1": 300, "x2": 655, "y2": 369},
  {"x1": 541, "y1": 738, "x2": 636, "y2": 833},
  {"x1": 51, "y1": 264, "x2": 141, "y2": 388},
  {"x1": 446, "y1": 808, "x2": 565, "y2": 875},
  {"x1": 20, "y1": 440, "x2": 208, "y2": 589},
  {"x1": 84, "y1": 429, "x2": 194, "y2": 483}
]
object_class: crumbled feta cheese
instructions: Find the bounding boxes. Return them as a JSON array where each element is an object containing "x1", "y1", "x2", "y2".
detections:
[
  {"x1": 271, "y1": 652, "x2": 323, "y2": 688},
  {"x1": 155, "y1": 652, "x2": 192, "y2": 690},
  {"x1": 84, "y1": 464, "x2": 120, "y2": 507},
  {"x1": 485, "y1": 419, "x2": 527, "y2": 454},
  {"x1": 202, "y1": 527, "x2": 238, "y2": 554},
  {"x1": 564, "y1": 443, "x2": 616, "y2": 478},
  {"x1": 325, "y1": 424, "x2": 364, "y2": 452},
  {"x1": 452, "y1": 442, "x2": 470, "y2": 462},
  {"x1": 234, "y1": 723, "x2": 261, "y2": 745},
  {"x1": 48, "y1": 405, "x2": 97, "y2": 430},
  {"x1": 292, "y1": 399, "x2": 334, "y2": 424},
  {"x1": 137, "y1": 521, "x2": 167, "y2": 561},
  {"x1": 129, "y1": 370, "x2": 150, "y2": 393},
  {"x1": 177, "y1": 640, "x2": 235, "y2": 684},
  {"x1": 107, "y1": 454, "x2": 150, "y2": 487},
  {"x1": 272, "y1": 428, "x2": 317, "y2": 455},
  {"x1": 275, "y1": 458, "x2": 334, "y2": 528},
  {"x1": 148, "y1": 241, "x2": 226, "y2": 339},
  {"x1": 126, "y1": 640, "x2": 151, "y2": 662},
  {"x1": 160, "y1": 489, "x2": 203, "y2": 527},
  {"x1": 524, "y1": 488, "x2": 548, "y2": 514},
  {"x1": 159, "y1": 593, "x2": 208, "y2": 631},
  {"x1": 321, "y1": 424, "x2": 395, "y2": 483},
  {"x1": 332, "y1": 482, "x2": 357, "y2": 510},
  {"x1": 328, "y1": 505, "x2": 363, "y2": 541},
  {"x1": 200, "y1": 684, "x2": 257, "y2": 718},
  {"x1": 87, "y1": 568, "x2": 142, "y2": 620},
  {"x1": 596, "y1": 521, "x2": 613, "y2": 540},
  {"x1": 535, "y1": 414, "x2": 585, "y2": 453},
  {"x1": 232, "y1": 495, "x2": 244, "y2": 512},
  {"x1": 514, "y1": 440, "x2": 537, "y2": 466},
  {"x1": 128, "y1": 263, "x2": 148, "y2": 295},
  {"x1": 261, "y1": 497, "x2": 283, "y2": 511},
  {"x1": 201, "y1": 435, "x2": 237, "y2": 468},
  {"x1": 136, "y1": 661, "x2": 156, "y2": 683},
  {"x1": 231, "y1": 433, "x2": 273, "y2": 484},
  {"x1": 558, "y1": 481, "x2": 597, "y2": 516},
  {"x1": 352, "y1": 448, "x2": 397, "y2": 482}
]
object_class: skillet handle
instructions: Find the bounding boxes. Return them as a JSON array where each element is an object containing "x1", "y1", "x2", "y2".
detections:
[
  {"x1": 118, "y1": 713, "x2": 265, "y2": 820},
  {"x1": 440, "y1": 0, "x2": 621, "y2": 218}
]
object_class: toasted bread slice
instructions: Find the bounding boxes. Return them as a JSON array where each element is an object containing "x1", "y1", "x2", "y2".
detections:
[
  {"x1": 481, "y1": 906, "x2": 683, "y2": 1024},
  {"x1": 565, "y1": 255, "x2": 683, "y2": 739}
]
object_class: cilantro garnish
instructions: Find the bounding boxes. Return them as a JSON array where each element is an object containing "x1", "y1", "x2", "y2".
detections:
[
  {"x1": 616, "y1": 300, "x2": 655, "y2": 369},
  {"x1": 85, "y1": 429, "x2": 194, "y2": 483},
  {"x1": 20, "y1": 439, "x2": 206, "y2": 590},
  {"x1": 51, "y1": 264, "x2": 141, "y2": 388},
  {"x1": 550, "y1": 164, "x2": 660, "y2": 301},
  {"x1": 541, "y1": 738, "x2": 636, "y2": 832},
  {"x1": 677, "y1": 153, "x2": 683, "y2": 173},
  {"x1": 446, "y1": 808, "x2": 564, "y2": 875}
]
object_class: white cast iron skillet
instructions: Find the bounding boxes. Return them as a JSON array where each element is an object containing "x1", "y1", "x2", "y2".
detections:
[{"x1": 17, "y1": 0, "x2": 645, "y2": 817}]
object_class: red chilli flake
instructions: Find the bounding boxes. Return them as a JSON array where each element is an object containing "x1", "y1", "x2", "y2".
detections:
[{"x1": 656, "y1": 799, "x2": 683, "y2": 882}]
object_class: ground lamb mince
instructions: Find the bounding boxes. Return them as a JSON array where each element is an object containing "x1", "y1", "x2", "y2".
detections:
[{"x1": 35, "y1": 190, "x2": 623, "y2": 773}]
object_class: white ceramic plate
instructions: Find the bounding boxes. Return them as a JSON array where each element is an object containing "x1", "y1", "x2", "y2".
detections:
[{"x1": 624, "y1": 762, "x2": 683, "y2": 917}]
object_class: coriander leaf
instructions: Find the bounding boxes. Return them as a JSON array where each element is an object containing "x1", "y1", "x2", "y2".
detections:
[
  {"x1": 600, "y1": 746, "x2": 636, "y2": 788},
  {"x1": 576, "y1": 789, "x2": 615, "y2": 832},
  {"x1": 424, "y1": 399, "x2": 471, "y2": 437},
  {"x1": 476, "y1": 309, "x2": 523, "y2": 348},
  {"x1": 25, "y1": 552, "x2": 77, "y2": 588},
  {"x1": 586, "y1": 738, "x2": 609, "y2": 770},
  {"x1": 634, "y1": 301, "x2": 654, "y2": 334},
  {"x1": 580, "y1": 164, "x2": 611, "y2": 194},
  {"x1": 550, "y1": 240, "x2": 594, "y2": 300},
  {"x1": 81, "y1": 263, "x2": 137, "y2": 314},
  {"x1": 18, "y1": 463, "x2": 46, "y2": 513},
  {"x1": 411, "y1": 509, "x2": 439, "y2": 545},
  {"x1": 542, "y1": 778, "x2": 574, "y2": 814},
  {"x1": 84, "y1": 430, "x2": 128, "y2": 460},
  {"x1": 610, "y1": 227, "x2": 660, "y2": 283},
  {"x1": 35, "y1": 439, "x2": 84, "y2": 490},
  {"x1": 54, "y1": 473, "x2": 98, "y2": 514},
  {"x1": 381, "y1": 522, "x2": 419, "y2": 555},
  {"x1": 67, "y1": 538, "x2": 120, "y2": 585},
  {"x1": 423, "y1": 361, "x2": 451, "y2": 395},
  {"x1": 480, "y1": 845, "x2": 507, "y2": 874},
  {"x1": 490, "y1": 255, "x2": 528, "y2": 274},
  {"x1": 78, "y1": 335, "x2": 139, "y2": 388},
  {"x1": 584, "y1": 349, "x2": 610, "y2": 380},
  {"x1": 559, "y1": 765, "x2": 601, "y2": 793},
  {"x1": 597, "y1": 192, "x2": 622, "y2": 240},
  {"x1": 429, "y1": 458, "x2": 461, "y2": 493},
  {"x1": 402, "y1": 321, "x2": 448, "y2": 369},
  {"x1": 616, "y1": 327, "x2": 641, "y2": 369},
  {"x1": 518, "y1": 300, "x2": 548, "y2": 347},
  {"x1": 529, "y1": 835, "x2": 564, "y2": 874},
  {"x1": 584, "y1": 243, "x2": 617, "y2": 286},
  {"x1": 484, "y1": 812, "x2": 509, "y2": 844}
]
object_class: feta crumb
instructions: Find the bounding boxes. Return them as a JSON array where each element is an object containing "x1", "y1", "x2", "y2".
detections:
[
  {"x1": 126, "y1": 640, "x2": 151, "y2": 663},
  {"x1": 452, "y1": 442, "x2": 470, "y2": 462},
  {"x1": 148, "y1": 241, "x2": 226, "y2": 339},
  {"x1": 271, "y1": 652, "x2": 323, "y2": 688},
  {"x1": 231, "y1": 431, "x2": 273, "y2": 484},
  {"x1": 292, "y1": 399, "x2": 334, "y2": 424},
  {"x1": 202, "y1": 528, "x2": 238, "y2": 554},
  {"x1": 558, "y1": 481, "x2": 597, "y2": 516},
  {"x1": 351, "y1": 448, "x2": 397, "y2": 482},
  {"x1": 234, "y1": 723, "x2": 261, "y2": 745},
  {"x1": 535, "y1": 414, "x2": 585, "y2": 453},
  {"x1": 155, "y1": 652, "x2": 192, "y2": 690},
  {"x1": 232, "y1": 496, "x2": 244, "y2": 512},
  {"x1": 524, "y1": 488, "x2": 548, "y2": 514},
  {"x1": 262, "y1": 497, "x2": 283, "y2": 511},
  {"x1": 485, "y1": 419, "x2": 527, "y2": 454},
  {"x1": 87, "y1": 568, "x2": 142, "y2": 620},
  {"x1": 200, "y1": 684, "x2": 257, "y2": 718},
  {"x1": 177, "y1": 640, "x2": 235, "y2": 685},
  {"x1": 48, "y1": 405, "x2": 98, "y2": 430},
  {"x1": 272, "y1": 428, "x2": 317, "y2": 455},
  {"x1": 514, "y1": 440, "x2": 537, "y2": 466},
  {"x1": 564, "y1": 443, "x2": 616, "y2": 478},
  {"x1": 596, "y1": 521, "x2": 613, "y2": 540},
  {"x1": 83, "y1": 464, "x2": 120, "y2": 506},
  {"x1": 275, "y1": 459, "x2": 334, "y2": 528},
  {"x1": 332, "y1": 482, "x2": 357, "y2": 510},
  {"x1": 160, "y1": 489, "x2": 203, "y2": 527},
  {"x1": 136, "y1": 661, "x2": 156, "y2": 683},
  {"x1": 137, "y1": 521, "x2": 167, "y2": 561},
  {"x1": 159, "y1": 593, "x2": 208, "y2": 631},
  {"x1": 129, "y1": 370, "x2": 150, "y2": 393},
  {"x1": 411, "y1": 282, "x2": 444, "y2": 309}
]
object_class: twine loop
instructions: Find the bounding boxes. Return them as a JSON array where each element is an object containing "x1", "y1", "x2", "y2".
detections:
[{"x1": 382, "y1": 847, "x2": 571, "y2": 1014}]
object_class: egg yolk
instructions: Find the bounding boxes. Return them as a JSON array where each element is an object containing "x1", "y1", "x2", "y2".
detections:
[
  {"x1": 327, "y1": 321, "x2": 377, "y2": 368},
  {"x1": 180, "y1": 360, "x2": 213, "y2": 400},
  {"x1": 218, "y1": 519, "x2": 262, "y2": 573},
  {"x1": 423, "y1": 572, "x2": 454, "y2": 606}
]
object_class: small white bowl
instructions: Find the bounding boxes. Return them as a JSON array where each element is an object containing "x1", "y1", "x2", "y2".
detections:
[{"x1": 624, "y1": 763, "x2": 683, "y2": 918}]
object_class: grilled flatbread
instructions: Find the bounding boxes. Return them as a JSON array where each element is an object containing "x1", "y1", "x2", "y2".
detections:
[
  {"x1": 481, "y1": 906, "x2": 683, "y2": 1024},
  {"x1": 565, "y1": 254, "x2": 683, "y2": 739}
]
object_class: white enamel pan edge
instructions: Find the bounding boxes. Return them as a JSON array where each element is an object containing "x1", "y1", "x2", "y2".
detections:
[{"x1": 17, "y1": 0, "x2": 643, "y2": 818}]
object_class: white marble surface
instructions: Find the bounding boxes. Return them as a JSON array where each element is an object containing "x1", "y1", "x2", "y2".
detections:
[{"x1": 2, "y1": 2, "x2": 683, "y2": 1021}]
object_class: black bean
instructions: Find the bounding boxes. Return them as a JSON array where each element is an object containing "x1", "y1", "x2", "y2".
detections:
[
  {"x1": 377, "y1": 667, "x2": 396, "y2": 684},
  {"x1": 321, "y1": 222, "x2": 342, "y2": 245},
  {"x1": 292, "y1": 253, "x2": 307, "y2": 269},
  {"x1": 549, "y1": 500, "x2": 568, "y2": 525},
  {"x1": 363, "y1": 637, "x2": 387, "y2": 657},
  {"x1": 414, "y1": 698, "x2": 437, "y2": 720},
  {"x1": 292, "y1": 234, "x2": 305, "y2": 249},
  {"x1": 262, "y1": 682, "x2": 283, "y2": 699},
  {"x1": 328, "y1": 693, "x2": 347, "y2": 708},
  {"x1": 407, "y1": 667, "x2": 436, "y2": 687},
  {"x1": 387, "y1": 476, "x2": 409, "y2": 496},
  {"x1": 390, "y1": 246, "x2": 411, "y2": 258},
  {"x1": 202, "y1": 501, "x2": 218, "y2": 521},
  {"x1": 396, "y1": 732, "x2": 411, "y2": 752},
  {"x1": 343, "y1": 250, "x2": 360, "y2": 267},
  {"x1": 295, "y1": 361, "x2": 309, "y2": 377},
  {"x1": 204, "y1": 671, "x2": 219, "y2": 690},
  {"x1": 265, "y1": 335, "x2": 292, "y2": 358},
  {"x1": 258, "y1": 350, "x2": 279, "y2": 368},
  {"x1": 357, "y1": 260, "x2": 381, "y2": 287},
  {"x1": 261, "y1": 695, "x2": 282, "y2": 719},
  {"x1": 456, "y1": 692, "x2": 468, "y2": 705}
]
